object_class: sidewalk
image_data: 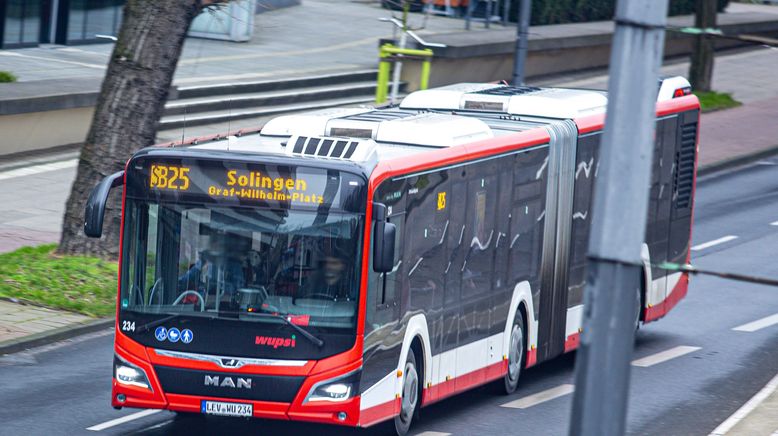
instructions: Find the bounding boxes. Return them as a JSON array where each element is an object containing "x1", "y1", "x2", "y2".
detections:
[
  {"x1": 0, "y1": 0, "x2": 478, "y2": 85},
  {"x1": 1, "y1": 1, "x2": 775, "y2": 86},
  {"x1": 710, "y1": 373, "x2": 778, "y2": 435},
  {"x1": 0, "y1": 299, "x2": 111, "y2": 355}
]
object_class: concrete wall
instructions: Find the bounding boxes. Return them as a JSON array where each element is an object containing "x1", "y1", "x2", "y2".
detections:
[{"x1": 0, "y1": 107, "x2": 94, "y2": 156}]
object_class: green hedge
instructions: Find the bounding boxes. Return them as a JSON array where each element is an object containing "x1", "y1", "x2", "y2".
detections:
[{"x1": 512, "y1": 0, "x2": 729, "y2": 26}]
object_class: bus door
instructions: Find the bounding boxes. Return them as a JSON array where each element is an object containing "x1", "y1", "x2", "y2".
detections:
[
  {"x1": 565, "y1": 132, "x2": 601, "y2": 341},
  {"x1": 440, "y1": 177, "x2": 466, "y2": 396},
  {"x1": 536, "y1": 122, "x2": 578, "y2": 363},
  {"x1": 456, "y1": 165, "x2": 498, "y2": 390}
]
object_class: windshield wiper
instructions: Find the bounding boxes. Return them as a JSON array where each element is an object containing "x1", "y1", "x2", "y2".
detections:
[{"x1": 138, "y1": 313, "x2": 183, "y2": 333}]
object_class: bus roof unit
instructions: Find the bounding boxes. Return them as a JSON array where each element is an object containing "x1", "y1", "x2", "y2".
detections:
[
  {"x1": 262, "y1": 108, "x2": 493, "y2": 148},
  {"x1": 399, "y1": 83, "x2": 608, "y2": 119}
]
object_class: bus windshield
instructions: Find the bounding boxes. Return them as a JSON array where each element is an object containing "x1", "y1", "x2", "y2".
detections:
[{"x1": 120, "y1": 200, "x2": 363, "y2": 330}]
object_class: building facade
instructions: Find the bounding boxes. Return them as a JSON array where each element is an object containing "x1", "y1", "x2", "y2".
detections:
[{"x1": 1, "y1": 0, "x2": 124, "y2": 48}]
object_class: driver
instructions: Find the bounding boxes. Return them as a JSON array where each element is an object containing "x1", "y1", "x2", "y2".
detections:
[
  {"x1": 304, "y1": 248, "x2": 352, "y2": 300},
  {"x1": 178, "y1": 231, "x2": 247, "y2": 299}
]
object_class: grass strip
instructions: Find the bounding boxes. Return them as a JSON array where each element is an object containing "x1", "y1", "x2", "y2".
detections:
[
  {"x1": 0, "y1": 244, "x2": 117, "y2": 317},
  {"x1": 694, "y1": 91, "x2": 742, "y2": 113}
]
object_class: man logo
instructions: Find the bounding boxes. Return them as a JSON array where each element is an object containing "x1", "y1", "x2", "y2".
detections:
[
  {"x1": 204, "y1": 375, "x2": 252, "y2": 389},
  {"x1": 220, "y1": 358, "x2": 242, "y2": 368}
]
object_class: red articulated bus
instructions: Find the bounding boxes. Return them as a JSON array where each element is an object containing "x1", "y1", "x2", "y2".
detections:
[{"x1": 84, "y1": 77, "x2": 699, "y2": 435}]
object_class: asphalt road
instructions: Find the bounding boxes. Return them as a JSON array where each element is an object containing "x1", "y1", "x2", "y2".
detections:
[{"x1": 1, "y1": 158, "x2": 778, "y2": 436}]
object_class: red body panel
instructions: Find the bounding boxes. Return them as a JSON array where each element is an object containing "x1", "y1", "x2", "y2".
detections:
[{"x1": 421, "y1": 360, "x2": 508, "y2": 407}]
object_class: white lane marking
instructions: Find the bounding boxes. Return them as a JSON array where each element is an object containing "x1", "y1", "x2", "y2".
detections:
[
  {"x1": 500, "y1": 384, "x2": 574, "y2": 409},
  {"x1": 414, "y1": 432, "x2": 452, "y2": 436},
  {"x1": 691, "y1": 235, "x2": 738, "y2": 251},
  {"x1": 733, "y1": 313, "x2": 778, "y2": 332},
  {"x1": 708, "y1": 373, "x2": 778, "y2": 435},
  {"x1": 770, "y1": 220, "x2": 778, "y2": 226},
  {"x1": 631, "y1": 345, "x2": 701, "y2": 367},
  {"x1": 86, "y1": 409, "x2": 162, "y2": 431},
  {"x1": 0, "y1": 159, "x2": 77, "y2": 181}
]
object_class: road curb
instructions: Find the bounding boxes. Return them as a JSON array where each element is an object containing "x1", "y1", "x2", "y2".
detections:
[
  {"x1": 698, "y1": 144, "x2": 778, "y2": 177},
  {"x1": 0, "y1": 317, "x2": 114, "y2": 356}
]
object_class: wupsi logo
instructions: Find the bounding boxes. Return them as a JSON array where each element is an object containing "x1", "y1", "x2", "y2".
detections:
[{"x1": 255, "y1": 335, "x2": 296, "y2": 349}]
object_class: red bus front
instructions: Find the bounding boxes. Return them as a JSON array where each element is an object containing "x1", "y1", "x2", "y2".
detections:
[{"x1": 111, "y1": 149, "x2": 371, "y2": 427}]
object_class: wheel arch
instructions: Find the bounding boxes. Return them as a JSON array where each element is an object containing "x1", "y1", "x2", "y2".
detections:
[
  {"x1": 501, "y1": 281, "x2": 537, "y2": 362},
  {"x1": 397, "y1": 314, "x2": 432, "y2": 395}
]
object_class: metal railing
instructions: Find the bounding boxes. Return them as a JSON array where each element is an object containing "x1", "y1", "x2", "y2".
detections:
[{"x1": 376, "y1": 17, "x2": 446, "y2": 105}]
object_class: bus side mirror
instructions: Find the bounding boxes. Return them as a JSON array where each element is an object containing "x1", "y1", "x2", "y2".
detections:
[
  {"x1": 373, "y1": 220, "x2": 396, "y2": 273},
  {"x1": 84, "y1": 170, "x2": 124, "y2": 238},
  {"x1": 372, "y1": 203, "x2": 396, "y2": 273}
]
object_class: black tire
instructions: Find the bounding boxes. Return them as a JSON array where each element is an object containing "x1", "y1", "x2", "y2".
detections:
[
  {"x1": 394, "y1": 349, "x2": 420, "y2": 435},
  {"x1": 502, "y1": 310, "x2": 526, "y2": 395}
]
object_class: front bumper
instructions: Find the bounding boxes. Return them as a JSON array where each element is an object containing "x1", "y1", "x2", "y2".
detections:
[{"x1": 111, "y1": 343, "x2": 363, "y2": 427}]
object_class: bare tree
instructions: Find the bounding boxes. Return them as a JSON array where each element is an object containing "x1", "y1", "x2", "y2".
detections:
[
  {"x1": 57, "y1": 0, "x2": 221, "y2": 259},
  {"x1": 689, "y1": 0, "x2": 717, "y2": 92}
]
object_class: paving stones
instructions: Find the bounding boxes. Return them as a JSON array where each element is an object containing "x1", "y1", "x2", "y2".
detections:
[{"x1": 0, "y1": 300, "x2": 90, "y2": 344}]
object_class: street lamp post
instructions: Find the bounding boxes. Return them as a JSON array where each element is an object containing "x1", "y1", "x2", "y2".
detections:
[{"x1": 569, "y1": 1, "x2": 670, "y2": 435}]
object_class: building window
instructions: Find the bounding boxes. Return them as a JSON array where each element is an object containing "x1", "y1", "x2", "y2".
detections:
[
  {"x1": 2, "y1": 0, "x2": 42, "y2": 48},
  {"x1": 64, "y1": 0, "x2": 123, "y2": 44}
]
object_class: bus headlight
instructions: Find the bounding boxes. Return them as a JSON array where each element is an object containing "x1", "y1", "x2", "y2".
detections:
[
  {"x1": 304, "y1": 369, "x2": 360, "y2": 403},
  {"x1": 114, "y1": 354, "x2": 151, "y2": 390}
]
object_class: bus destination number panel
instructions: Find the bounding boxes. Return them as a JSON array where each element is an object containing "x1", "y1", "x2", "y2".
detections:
[{"x1": 129, "y1": 158, "x2": 367, "y2": 213}]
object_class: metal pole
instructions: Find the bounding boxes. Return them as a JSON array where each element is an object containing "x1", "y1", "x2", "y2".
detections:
[
  {"x1": 511, "y1": 0, "x2": 531, "y2": 85},
  {"x1": 568, "y1": 1, "x2": 670, "y2": 435},
  {"x1": 485, "y1": 0, "x2": 493, "y2": 29},
  {"x1": 390, "y1": 3, "x2": 410, "y2": 105},
  {"x1": 376, "y1": 46, "x2": 391, "y2": 104},
  {"x1": 390, "y1": 30, "x2": 407, "y2": 105},
  {"x1": 465, "y1": 0, "x2": 475, "y2": 30}
]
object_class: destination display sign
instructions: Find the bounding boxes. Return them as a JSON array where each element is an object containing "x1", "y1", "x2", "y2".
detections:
[{"x1": 128, "y1": 157, "x2": 366, "y2": 212}]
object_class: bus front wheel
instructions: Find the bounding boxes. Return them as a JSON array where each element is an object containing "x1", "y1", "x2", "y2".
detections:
[
  {"x1": 394, "y1": 349, "x2": 420, "y2": 435},
  {"x1": 503, "y1": 310, "x2": 526, "y2": 395}
]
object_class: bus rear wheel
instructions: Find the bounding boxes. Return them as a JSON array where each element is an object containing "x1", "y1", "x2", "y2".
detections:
[
  {"x1": 394, "y1": 350, "x2": 420, "y2": 435},
  {"x1": 503, "y1": 310, "x2": 525, "y2": 395}
]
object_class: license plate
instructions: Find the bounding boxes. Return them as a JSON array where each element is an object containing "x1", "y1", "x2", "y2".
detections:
[{"x1": 201, "y1": 400, "x2": 253, "y2": 417}]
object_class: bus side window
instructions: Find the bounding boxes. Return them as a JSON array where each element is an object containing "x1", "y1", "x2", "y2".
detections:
[
  {"x1": 567, "y1": 134, "x2": 600, "y2": 307},
  {"x1": 462, "y1": 173, "x2": 497, "y2": 297},
  {"x1": 493, "y1": 170, "x2": 513, "y2": 290},
  {"x1": 405, "y1": 174, "x2": 448, "y2": 312},
  {"x1": 510, "y1": 149, "x2": 548, "y2": 296},
  {"x1": 445, "y1": 180, "x2": 468, "y2": 304}
]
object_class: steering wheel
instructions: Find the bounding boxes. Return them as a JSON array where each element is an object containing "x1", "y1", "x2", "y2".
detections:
[{"x1": 173, "y1": 290, "x2": 205, "y2": 312}]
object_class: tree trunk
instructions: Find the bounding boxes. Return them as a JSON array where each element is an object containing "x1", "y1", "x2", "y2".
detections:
[
  {"x1": 689, "y1": 0, "x2": 717, "y2": 92},
  {"x1": 57, "y1": 0, "x2": 205, "y2": 259}
]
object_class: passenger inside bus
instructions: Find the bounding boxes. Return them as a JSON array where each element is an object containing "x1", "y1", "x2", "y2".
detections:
[{"x1": 177, "y1": 230, "x2": 248, "y2": 299}]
